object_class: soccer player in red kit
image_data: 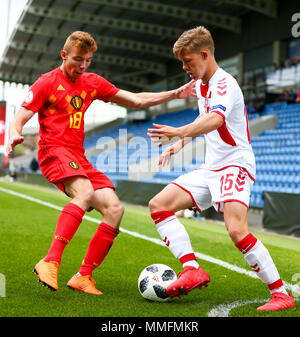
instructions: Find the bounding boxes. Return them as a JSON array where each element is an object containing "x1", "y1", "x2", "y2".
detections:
[{"x1": 7, "y1": 31, "x2": 195, "y2": 295}]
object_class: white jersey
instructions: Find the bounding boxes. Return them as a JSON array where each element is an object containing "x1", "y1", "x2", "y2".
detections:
[{"x1": 195, "y1": 67, "x2": 256, "y2": 179}]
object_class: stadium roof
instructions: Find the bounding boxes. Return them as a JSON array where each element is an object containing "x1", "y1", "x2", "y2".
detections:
[{"x1": 0, "y1": 0, "x2": 278, "y2": 91}]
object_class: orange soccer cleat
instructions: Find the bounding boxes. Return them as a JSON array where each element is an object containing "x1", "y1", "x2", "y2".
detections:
[
  {"x1": 67, "y1": 274, "x2": 103, "y2": 295},
  {"x1": 166, "y1": 266, "x2": 210, "y2": 297},
  {"x1": 33, "y1": 258, "x2": 59, "y2": 291},
  {"x1": 257, "y1": 292, "x2": 295, "y2": 311}
]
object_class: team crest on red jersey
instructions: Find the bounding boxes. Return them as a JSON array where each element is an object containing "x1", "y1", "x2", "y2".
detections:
[
  {"x1": 71, "y1": 95, "x2": 83, "y2": 110},
  {"x1": 69, "y1": 161, "x2": 79, "y2": 169}
]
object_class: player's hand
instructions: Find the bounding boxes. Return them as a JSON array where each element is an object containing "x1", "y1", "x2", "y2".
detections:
[
  {"x1": 6, "y1": 136, "x2": 24, "y2": 156},
  {"x1": 147, "y1": 123, "x2": 180, "y2": 146},
  {"x1": 158, "y1": 146, "x2": 175, "y2": 166},
  {"x1": 158, "y1": 142, "x2": 183, "y2": 166},
  {"x1": 175, "y1": 79, "x2": 197, "y2": 99}
]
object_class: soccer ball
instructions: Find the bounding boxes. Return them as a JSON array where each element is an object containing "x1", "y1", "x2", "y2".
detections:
[{"x1": 138, "y1": 264, "x2": 177, "y2": 302}]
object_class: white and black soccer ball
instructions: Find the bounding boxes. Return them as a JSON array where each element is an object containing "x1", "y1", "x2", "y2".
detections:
[{"x1": 138, "y1": 264, "x2": 177, "y2": 302}]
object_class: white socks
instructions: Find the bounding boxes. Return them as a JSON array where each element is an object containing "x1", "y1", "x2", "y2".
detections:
[
  {"x1": 151, "y1": 211, "x2": 199, "y2": 268},
  {"x1": 151, "y1": 212, "x2": 287, "y2": 295},
  {"x1": 236, "y1": 233, "x2": 288, "y2": 295}
]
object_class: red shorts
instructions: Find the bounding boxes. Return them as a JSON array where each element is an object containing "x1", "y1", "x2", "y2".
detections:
[{"x1": 38, "y1": 145, "x2": 115, "y2": 194}]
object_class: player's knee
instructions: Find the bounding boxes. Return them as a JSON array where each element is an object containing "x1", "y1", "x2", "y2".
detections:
[
  {"x1": 82, "y1": 189, "x2": 95, "y2": 205},
  {"x1": 226, "y1": 224, "x2": 248, "y2": 244},
  {"x1": 149, "y1": 196, "x2": 175, "y2": 213},
  {"x1": 107, "y1": 203, "x2": 125, "y2": 223},
  {"x1": 116, "y1": 203, "x2": 125, "y2": 219},
  {"x1": 71, "y1": 188, "x2": 95, "y2": 211},
  {"x1": 148, "y1": 197, "x2": 160, "y2": 213}
]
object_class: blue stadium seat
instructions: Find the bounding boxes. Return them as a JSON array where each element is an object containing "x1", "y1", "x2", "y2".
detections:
[{"x1": 83, "y1": 104, "x2": 300, "y2": 209}]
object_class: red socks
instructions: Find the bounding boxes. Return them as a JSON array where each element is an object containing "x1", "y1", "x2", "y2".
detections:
[
  {"x1": 235, "y1": 233, "x2": 258, "y2": 254},
  {"x1": 44, "y1": 203, "x2": 118, "y2": 276},
  {"x1": 79, "y1": 223, "x2": 119, "y2": 276},
  {"x1": 44, "y1": 203, "x2": 85, "y2": 263}
]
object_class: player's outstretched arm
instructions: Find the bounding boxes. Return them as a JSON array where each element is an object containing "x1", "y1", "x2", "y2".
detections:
[
  {"x1": 109, "y1": 80, "x2": 196, "y2": 108},
  {"x1": 147, "y1": 112, "x2": 224, "y2": 142},
  {"x1": 6, "y1": 107, "x2": 35, "y2": 156},
  {"x1": 147, "y1": 124, "x2": 181, "y2": 145}
]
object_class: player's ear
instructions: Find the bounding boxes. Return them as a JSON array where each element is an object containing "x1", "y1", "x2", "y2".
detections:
[
  {"x1": 201, "y1": 50, "x2": 209, "y2": 60},
  {"x1": 61, "y1": 50, "x2": 67, "y2": 61}
]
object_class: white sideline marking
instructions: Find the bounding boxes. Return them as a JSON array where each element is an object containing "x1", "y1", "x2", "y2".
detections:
[
  {"x1": 0, "y1": 186, "x2": 299, "y2": 296},
  {"x1": 208, "y1": 297, "x2": 300, "y2": 317},
  {"x1": 208, "y1": 298, "x2": 268, "y2": 317}
]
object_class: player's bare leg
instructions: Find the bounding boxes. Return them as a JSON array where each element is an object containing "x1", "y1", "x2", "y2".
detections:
[
  {"x1": 149, "y1": 183, "x2": 210, "y2": 297},
  {"x1": 67, "y1": 187, "x2": 124, "y2": 295},
  {"x1": 90, "y1": 187, "x2": 124, "y2": 230},
  {"x1": 223, "y1": 201, "x2": 249, "y2": 244},
  {"x1": 224, "y1": 201, "x2": 294, "y2": 311},
  {"x1": 64, "y1": 176, "x2": 96, "y2": 212}
]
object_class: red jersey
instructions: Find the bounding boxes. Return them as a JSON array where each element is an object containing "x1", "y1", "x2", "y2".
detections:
[{"x1": 22, "y1": 67, "x2": 120, "y2": 149}]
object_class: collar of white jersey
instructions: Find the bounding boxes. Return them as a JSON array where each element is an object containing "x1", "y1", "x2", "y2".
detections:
[{"x1": 198, "y1": 67, "x2": 223, "y2": 87}]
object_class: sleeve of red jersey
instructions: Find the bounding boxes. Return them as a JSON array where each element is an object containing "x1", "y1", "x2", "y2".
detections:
[
  {"x1": 94, "y1": 74, "x2": 120, "y2": 102},
  {"x1": 21, "y1": 76, "x2": 49, "y2": 113},
  {"x1": 209, "y1": 78, "x2": 235, "y2": 121}
]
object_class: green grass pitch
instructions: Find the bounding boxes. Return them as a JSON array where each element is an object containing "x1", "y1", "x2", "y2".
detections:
[{"x1": 0, "y1": 181, "x2": 299, "y2": 318}]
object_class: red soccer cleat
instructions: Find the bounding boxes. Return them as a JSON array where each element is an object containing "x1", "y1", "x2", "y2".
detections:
[
  {"x1": 257, "y1": 293, "x2": 295, "y2": 311},
  {"x1": 166, "y1": 266, "x2": 210, "y2": 297}
]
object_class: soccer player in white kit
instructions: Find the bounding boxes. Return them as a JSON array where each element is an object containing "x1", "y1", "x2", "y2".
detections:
[{"x1": 147, "y1": 26, "x2": 294, "y2": 311}]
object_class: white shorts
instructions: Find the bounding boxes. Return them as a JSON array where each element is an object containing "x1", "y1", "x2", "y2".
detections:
[{"x1": 172, "y1": 165, "x2": 255, "y2": 214}]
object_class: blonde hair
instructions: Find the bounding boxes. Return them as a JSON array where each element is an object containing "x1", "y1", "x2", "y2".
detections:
[
  {"x1": 63, "y1": 31, "x2": 98, "y2": 53},
  {"x1": 173, "y1": 26, "x2": 214, "y2": 58}
]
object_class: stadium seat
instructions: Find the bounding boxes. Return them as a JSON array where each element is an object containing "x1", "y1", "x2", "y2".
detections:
[
  {"x1": 250, "y1": 101, "x2": 300, "y2": 207},
  {"x1": 84, "y1": 104, "x2": 300, "y2": 209}
]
